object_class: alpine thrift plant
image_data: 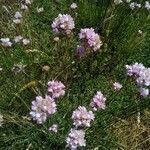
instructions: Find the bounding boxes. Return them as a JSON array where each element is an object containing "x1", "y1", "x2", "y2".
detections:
[
  {"x1": 90, "y1": 91, "x2": 106, "y2": 111},
  {"x1": 72, "y1": 106, "x2": 95, "y2": 127},
  {"x1": 51, "y1": 14, "x2": 75, "y2": 35},
  {"x1": 66, "y1": 128, "x2": 86, "y2": 150}
]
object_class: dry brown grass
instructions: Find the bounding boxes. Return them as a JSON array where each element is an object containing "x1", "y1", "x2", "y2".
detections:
[{"x1": 109, "y1": 109, "x2": 150, "y2": 150}]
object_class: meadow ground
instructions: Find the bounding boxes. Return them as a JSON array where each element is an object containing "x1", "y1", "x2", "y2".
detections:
[{"x1": 0, "y1": 0, "x2": 150, "y2": 149}]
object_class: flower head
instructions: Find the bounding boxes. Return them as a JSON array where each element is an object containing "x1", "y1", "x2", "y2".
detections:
[
  {"x1": 22, "y1": 38, "x2": 30, "y2": 45},
  {"x1": 145, "y1": 1, "x2": 150, "y2": 10},
  {"x1": 70, "y1": 3, "x2": 78, "y2": 9},
  {"x1": 51, "y1": 14, "x2": 75, "y2": 34},
  {"x1": 140, "y1": 88, "x2": 149, "y2": 98},
  {"x1": 14, "y1": 11, "x2": 22, "y2": 19},
  {"x1": 66, "y1": 129, "x2": 86, "y2": 150},
  {"x1": 0, "y1": 38, "x2": 12, "y2": 47},
  {"x1": 79, "y1": 28, "x2": 102, "y2": 51},
  {"x1": 30, "y1": 95, "x2": 57, "y2": 124},
  {"x1": 21, "y1": 4, "x2": 28, "y2": 10},
  {"x1": 37, "y1": 7, "x2": 44, "y2": 13},
  {"x1": 14, "y1": 35, "x2": 23, "y2": 43},
  {"x1": 49, "y1": 124, "x2": 58, "y2": 133},
  {"x1": 129, "y1": 2, "x2": 141, "y2": 10},
  {"x1": 136, "y1": 68, "x2": 150, "y2": 86},
  {"x1": 72, "y1": 106, "x2": 94, "y2": 127},
  {"x1": 90, "y1": 91, "x2": 106, "y2": 111},
  {"x1": 125, "y1": 63, "x2": 145, "y2": 76},
  {"x1": 47, "y1": 80, "x2": 65, "y2": 98},
  {"x1": 113, "y1": 82, "x2": 123, "y2": 91}
]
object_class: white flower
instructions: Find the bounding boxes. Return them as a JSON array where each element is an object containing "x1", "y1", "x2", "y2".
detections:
[
  {"x1": 136, "y1": 3, "x2": 141, "y2": 8},
  {"x1": 37, "y1": 7, "x2": 44, "y2": 13},
  {"x1": 0, "y1": 67, "x2": 3, "y2": 71},
  {"x1": 14, "y1": 35, "x2": 23, "y2": 43},
  {"x1": 0, "y1": 38, "x2": 12, "y2": 47},
  {"x1": 113, "y1": 82, "x2": 123, "y2": 91},
  {"x1": 21, "y1": 4, "x2": 28, "y2": 10},
  {"x1": 114, "y1": 0, "x2": 123, "y2": 5},
  {"x1": 129, "y1": 2, "x2": 136, "y2": 10},
  {"x1": 138, "y1": 30, "x2": 143, "y2": 35},
  {"x1": 0, "y1": 114, "x2": 3, "y2": 127},
  {"x1": 145, "y1": 1, "x2": 150, "y2": 10},
  {"x1": 14, "y1": 11, "x2": 22, "y2": 19},
  {"x1": 25, "y1": 0, "x2": 32, "y2": 5},
  {"x1": 140, "y1": 88, "x2": 149, "y2": 97},
  {"x1": 49, "y1": 124, "x2": 58, "y2": 133},
  {"x1": 70, "y1": 3, "x2": 78, "y2": 9},
  {"x1": 53, "y1": 37, "x2": 60, "y2": 42},
  {"x1": 13, "y1": 19, "x2": 21, "y2": 24},
  {"x1": 66, "y1": 129, "x2": 86, "y2": 150},
  {"x1": 22, "y1": 39, "x2": 30, "y2": 45},
  {"x1": 129, "y1": 2, "x2": 141, "y2": 9}
]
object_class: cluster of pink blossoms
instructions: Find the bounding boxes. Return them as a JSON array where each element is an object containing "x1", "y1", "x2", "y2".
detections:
[
  {"x1": 47, "y1": 80, "x2": 65, "y2": 98},
  {"x1": 30, "y1": 80, "x2": 65, "y2": 124},
  {"x1": 72, "y1": 106, "x2": 95, "y2": 127},
  {"x1": 90, "y1": 91, "x2": 106, "y2": 111},
  {"x1": 30, "y1": 95, "x2": 57, "y2": 124},
  {"x1": 51, "y1": 14, "x2": 75, "y2": 35},
  {"x1": 126, "y1": 63, "x2": 150, "y2": 97},
  {"x1": 79, "y1": 28, "x2": 102, "y2": 51},
  {"x1": 66, "y1": 128, "x2": 86, "y2": 150}
]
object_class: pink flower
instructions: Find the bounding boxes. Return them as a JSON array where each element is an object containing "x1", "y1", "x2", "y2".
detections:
[
  {"x1": 126, "y1": 63, "x2": 150, "y2": 87},
  {"x1": 49, "y1": 124, "x2": 58, "y2": 133},
  {"x1": 140, "y1": 88, "x2": 149, "y2": 98},
  {"x1": 30, "y1": 95, "x2": 57, "y2": 124},
  {"x1": 90, "y1": 91, "x2": 106, "y2": 111},
  {"x1": 72, "y1": 106, "x2": 94, "y2": 127},
  {"x1": 47, "y1": 80, "x2": 65, "y2": 98},
  {"x1": 113, "y1": 82, "x2": 122, "y2": 91},
  {"x1": 66, "y1": 128, "x2": 86, "y2": 150},
  {"x1": 125, "y1": 63, "x2": 145, "y2": 76},
  {"x1": 79, "y1": 28, "x2": 102, "y2": 51},
  {"x1": 51, "y1": 14, "x2": 75, "y2": 35}
]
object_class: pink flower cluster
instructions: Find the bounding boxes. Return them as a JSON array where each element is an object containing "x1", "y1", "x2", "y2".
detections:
[
  {"x1": 30, "y1": 95, "x2": 57, "y2": 124},
  {"x1": 72, "y1": 106, "x2": 95, "y2": 127},
  {"x1": 47, "y1": 80, "x2": 65, "y2": 98},
  {"x1": 126, "y1": 63, "x2": 150, "y2": 97},
  {"x1": 66, "y1": 128, "x2": 86, "y2": 150},
  {"x1": 30, "y1": 80, "x2": 65, "y2": 124},
  {"x1": 79, "y1": 28, "x2": 102, "y2": 51},
  {"x1": 125, "y1": 63, "x2": 145, "y2": 76},
  {"x1": 51, "y1": 14, "x2": 75, "y2": 34},
  {"x1": 90, "y1": 91, "x2": 106, "y2": 111}
]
